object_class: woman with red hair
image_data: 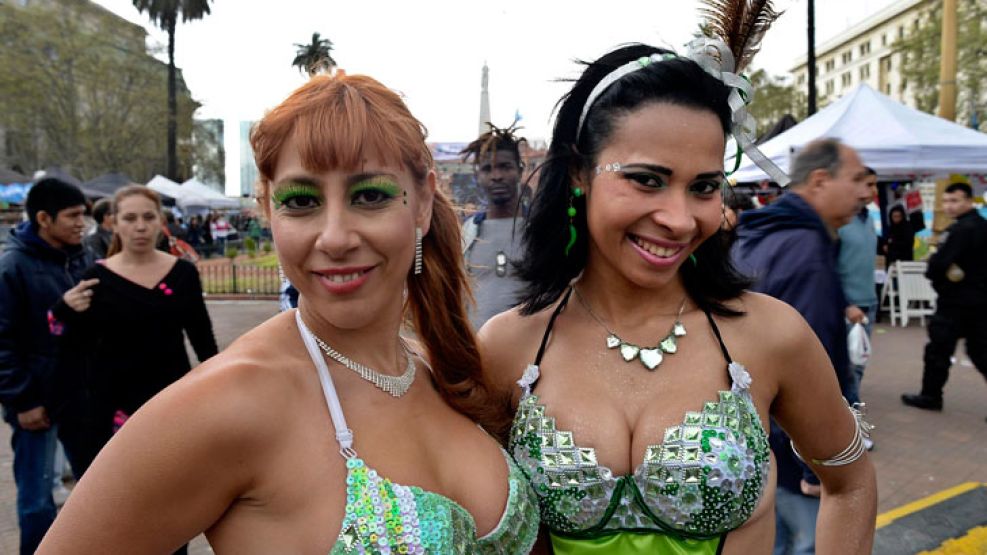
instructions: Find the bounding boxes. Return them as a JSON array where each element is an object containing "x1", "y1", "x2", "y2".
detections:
[{"x1": 40, "y1": 75, "x2": 539, "y2": 554}]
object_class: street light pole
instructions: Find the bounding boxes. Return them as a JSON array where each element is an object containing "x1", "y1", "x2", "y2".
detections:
[{"x1": 807, "y1": 0, "x2": 818, "y2": 115}]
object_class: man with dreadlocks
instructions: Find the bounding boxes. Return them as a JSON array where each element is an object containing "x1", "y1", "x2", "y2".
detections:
[{"x1": 460, "y1": 122, "x2": 528, "y2": 329}]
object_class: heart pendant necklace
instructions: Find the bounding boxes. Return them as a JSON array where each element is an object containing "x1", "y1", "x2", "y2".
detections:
[{"x1": 574, "y1": 286, "x2": 687, "y2": 371}]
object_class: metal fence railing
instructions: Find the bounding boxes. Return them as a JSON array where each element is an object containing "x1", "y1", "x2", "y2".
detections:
[{"x1": 196, "y1": 262, "x2": 280, "y2": 297}]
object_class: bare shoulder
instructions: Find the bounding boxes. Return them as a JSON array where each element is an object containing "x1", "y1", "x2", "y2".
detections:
[
  {"x1": 727, "y1": 291, "x2": 817, "y2": 352},
  {"x1": 148, "y1": 311, "x2": 306, "y2": 447},
  {"x1": 477, "y1": 305, "x2": 554, "y2": 394},
  {"x1": 37, "y1": 312, "x2": 309, "y2": 553}
]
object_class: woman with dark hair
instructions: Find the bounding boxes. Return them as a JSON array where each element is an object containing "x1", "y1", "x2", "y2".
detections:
[
  {"x1": 40, "y1": 74, "x2": 538, "y2": 554},
  {"x1": 884, "y1": 205, "x2": 915, "y2": 268},
  {"x1": 721, "y1": 187, "x2": 755, "y2": 232},
  {"x1": 480, "y1": 40, "x2": 876, "y2": 555}
]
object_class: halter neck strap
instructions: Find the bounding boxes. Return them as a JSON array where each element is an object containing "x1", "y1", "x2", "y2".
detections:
[{"x1": 294, "y1": 310, "x2": 357, "y2": 458}]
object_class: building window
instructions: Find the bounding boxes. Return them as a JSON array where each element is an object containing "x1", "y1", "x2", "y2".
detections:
[
  {"x1": 825, "y1": 59, "x2": 835, "y2": 72},
  {"x1": 797, "y1": 74, "x2": 805, "y2": 86},
  {"x1": 841, "y1": 51, "x2": 853, "y2": 65},
  {"x1": 826, "y1": 80, "x2": 835, "y2": 94},
  {"x1": 841, "y1": 72, "x2": 852, "y2": 88},
  {"x1": 882, "y1": 34, "x2": 887, "y2": 46},
  {"x1": 859, "y1": 64, "x2": 871, "y2": 80},
  {"x1": 898, "y1": 25, "x2": 904, "y2": 39},
  {"x1": 860, "y1": 41, "x2": 871, "y2": 56},
  {"x1": 885, "y1": 83, "x2": 891, "y2": 94}
]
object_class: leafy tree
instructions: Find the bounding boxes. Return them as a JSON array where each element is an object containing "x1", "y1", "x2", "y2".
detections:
[
  {"x1": 746, "y1": 69, "x2": 807, "y2": 136},
  {"x1": 132, "y1": 0, "x2": 212, "y2": 180},
  {"x1": 0, "y1": 2, "x2": 197, "y2": 181},
  {"x1": 292, "y1": 32, "x2": 336, "y2": 77},
  {"x1": 894, "y1": 0, "x2": 987, "y2": 129},
  {"x1": 191, "y1": 119, "x2": 225, "y2": 187}
]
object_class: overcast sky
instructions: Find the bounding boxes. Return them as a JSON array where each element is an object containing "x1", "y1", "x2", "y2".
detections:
[
  {"x1": 92, "y1": 0, "x2": 896, "y2": 192},
  {"x1": 94, "y1": 0, "x2": 899, "y2": 141}
]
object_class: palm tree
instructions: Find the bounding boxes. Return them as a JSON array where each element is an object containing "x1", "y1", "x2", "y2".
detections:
[
  {"x1": 132, "y1": 0, "x2": 213, "y2": 180},
  {"x1": 292, "y1": 33, "x2": 336, "y2": 77}
]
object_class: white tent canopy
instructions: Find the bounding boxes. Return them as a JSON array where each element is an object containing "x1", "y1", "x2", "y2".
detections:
[
  {"x1": 146, "y1": 175, "x2": 185, "y2": 200},
  {"x1": 731, "y1": 83, "x2": 987, "y2": 182},
  {"x1": 180, "y1": 178, "x2": 240, "y2": 209},
  {"x1": 147, "y1": 174, "x2": 211, "y2": 209}
]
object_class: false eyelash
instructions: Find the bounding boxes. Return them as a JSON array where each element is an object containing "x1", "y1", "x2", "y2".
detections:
[
  {"x1": 351, "y1": 177, "x2": 401, "y2": 197},
  {"x1": 272, "y1": 184, "x2": 321, "y2": 207}
]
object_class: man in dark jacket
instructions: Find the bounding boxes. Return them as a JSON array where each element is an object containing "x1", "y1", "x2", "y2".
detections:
[
  {"x1": 733, "y1": 138, "x2": 872, "y2": 555},
  {"x1": 0, "y1": 178, "x2": 94, "y2": 554},
  {"x1": 82, "y1": 198, "x2": 113, "y2": 259},
  {"x1": 902, "y1": 182, "x2": 987, "y2": 413}
]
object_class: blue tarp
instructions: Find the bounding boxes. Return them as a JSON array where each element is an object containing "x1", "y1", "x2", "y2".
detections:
[{"x1": 0, "y1": 182, "x2": 31, "y2": 204}]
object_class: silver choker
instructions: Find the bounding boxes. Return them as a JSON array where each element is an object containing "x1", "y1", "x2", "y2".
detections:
[{"x1": 309, "y1": 334, "x2": 416, "y2": 398}]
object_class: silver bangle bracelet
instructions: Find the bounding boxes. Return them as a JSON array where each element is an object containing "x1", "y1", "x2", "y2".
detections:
[{"x1": 791, "y1": 398, "x2": 874, "y2": 467}]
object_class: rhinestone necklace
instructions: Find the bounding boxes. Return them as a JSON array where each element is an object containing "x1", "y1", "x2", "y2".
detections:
[
  {"x1": 574, "y1": 287, "x2": 687, "y2": 371},
  {"x1": 309, "y1": 333, "x2": 416, "y2": 398}
]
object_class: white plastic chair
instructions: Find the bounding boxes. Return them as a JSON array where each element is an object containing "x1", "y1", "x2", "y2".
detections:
[
  {"x1": 895, "y1": 262, "x2": 936, "y2": 326},
  {"x1": 879, "y1": 265, "x2": 899, "y2": 326}
]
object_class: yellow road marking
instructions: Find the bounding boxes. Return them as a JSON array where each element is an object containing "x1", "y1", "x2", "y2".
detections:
[
  {"x1": 918, "y1": 526, "x2": 987, "y2": 555},
  {"x1": 875, "y1": 482, "x2": 985, "y2": 529}
]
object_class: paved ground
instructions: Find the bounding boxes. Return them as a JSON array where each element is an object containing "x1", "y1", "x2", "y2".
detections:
[{"x1": 1, "y1": 302, "x2": 985, "y2": 553}]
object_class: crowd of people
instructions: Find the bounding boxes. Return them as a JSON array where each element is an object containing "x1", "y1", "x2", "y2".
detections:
[
  {"x1": 151, "y1": 211, "x2": 269, "y2": 259},
  {"x1": 1, "y1": 4, "x2": 985, "y2": 554}
]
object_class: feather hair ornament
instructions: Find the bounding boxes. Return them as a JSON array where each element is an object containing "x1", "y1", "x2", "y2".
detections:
[{"x1": 698, "y1": 0, "x2": 782, "y2": 74}]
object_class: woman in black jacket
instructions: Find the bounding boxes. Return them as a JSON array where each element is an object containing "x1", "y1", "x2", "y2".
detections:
[
  {"x1": 884, "y1": 205, "x2": 915, "y2": 267},
  {"x1": 52, "y1": 186, "x2": 217, "y2": 467}
]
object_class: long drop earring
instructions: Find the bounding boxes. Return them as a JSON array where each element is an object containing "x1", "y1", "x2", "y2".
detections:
[
  {"x1": 414, "y1": 227, "x2": 423, "y2": 275},
  {"x1": 565, "y1": 187, "x2": 583, "y2": 256}
]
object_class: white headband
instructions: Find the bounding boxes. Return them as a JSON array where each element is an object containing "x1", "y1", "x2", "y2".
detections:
[{"x1": 575, "y1": 38, "x2": 790, "y2": 186}]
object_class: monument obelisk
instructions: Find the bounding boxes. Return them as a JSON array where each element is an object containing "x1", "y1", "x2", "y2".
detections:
[{"x1": 479, "y1": 63, "x2": 491, "y2": 136}]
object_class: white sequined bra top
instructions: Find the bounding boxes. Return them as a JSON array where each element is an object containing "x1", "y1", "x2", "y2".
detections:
[{"x1": 294, "y1": 311, "x2": 539, "y2": 554}]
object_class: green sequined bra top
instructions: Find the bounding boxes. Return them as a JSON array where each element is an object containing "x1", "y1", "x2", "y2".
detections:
[
  {"x1": 295, "y1": 311, "x2": 539, "y2": 554},
  {"x1": 508, "y1": 290, "x2": 770, "y2": 554}
]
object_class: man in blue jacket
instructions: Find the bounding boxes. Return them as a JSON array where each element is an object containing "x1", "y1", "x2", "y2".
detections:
[
  {"x1": 733, "y1": 138, "x2": 872, "y2": 555},
  {"x1": 0, "y1": 178, "x2": 93, "y2": 554}
]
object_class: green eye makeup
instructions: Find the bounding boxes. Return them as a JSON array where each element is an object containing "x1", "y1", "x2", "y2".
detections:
[
  {"x1": 350, "y1": 176, "x2": 402, "y2": 197},
  {"x1": 271, "y1": 182, "x2": 322, "y2": 209}
]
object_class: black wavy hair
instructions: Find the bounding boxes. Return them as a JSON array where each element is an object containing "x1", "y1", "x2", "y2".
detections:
[
  {"x1": 517, "y1": 43, "x2": 753, "y2": 316},
  {"x1": 459, "y1": 120, "x2": 527, "y2": 167}
]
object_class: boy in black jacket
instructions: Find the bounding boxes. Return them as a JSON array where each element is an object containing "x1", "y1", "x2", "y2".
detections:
[{"x1": 0, "y1": 177, "x2": 93, "y2": 554}]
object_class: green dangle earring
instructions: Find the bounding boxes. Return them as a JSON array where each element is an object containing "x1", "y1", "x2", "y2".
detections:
[{"x1": 565, "y1": 187, "x2": 583, "y2": 256}]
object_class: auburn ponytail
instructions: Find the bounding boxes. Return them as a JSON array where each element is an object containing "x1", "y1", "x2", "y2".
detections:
[{"x1": 406, "y1": 190, "x2": 512, "y2": 438}]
